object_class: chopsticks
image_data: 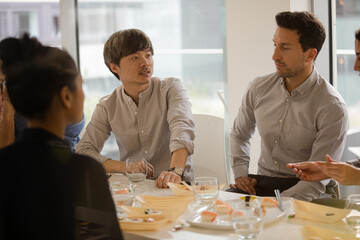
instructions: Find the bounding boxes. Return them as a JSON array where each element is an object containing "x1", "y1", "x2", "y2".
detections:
[{"x1": 274, "y1": 189, "x2": 284, "y2": 211}]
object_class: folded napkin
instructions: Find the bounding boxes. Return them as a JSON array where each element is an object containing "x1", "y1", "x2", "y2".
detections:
[
  {"x1": 293, "y1": 199, "x2": 350, "y2": 224},
  {"x1": 301, "y1": 225, "x2": 355, "y2": 240}
]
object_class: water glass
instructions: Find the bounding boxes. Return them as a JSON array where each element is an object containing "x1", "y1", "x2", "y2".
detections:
[
  {"x1": 193, "y1": 177, "x2": 219, "y2": 205},
  {"x1": 232, "y1": 199, "x2": 263, "y2": 239},
  {"x1": 110, "y1": 182, "x2": 135, "y2": 207},
  {"x1": 125, "y1": 157, "x2": 147, "y2": 183},
  {"x1": 345, "y1": 194, "x2": 360, "y2": 237}
]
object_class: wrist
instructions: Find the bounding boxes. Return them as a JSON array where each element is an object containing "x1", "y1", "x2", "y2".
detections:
[{"x1": 168, "y1": 166, "x2": 183, "y2": 177}]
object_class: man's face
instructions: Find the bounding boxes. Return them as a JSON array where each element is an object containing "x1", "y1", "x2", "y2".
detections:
[
  {"x1": 112, "y1": 49, "x2": 153, "y2": 87},
  {"x1": 272, "y1": 27, "x2": 311, "y2": 79},
  {"x1": 354, "y1": 39, "x2": 360, "y2": 75}
]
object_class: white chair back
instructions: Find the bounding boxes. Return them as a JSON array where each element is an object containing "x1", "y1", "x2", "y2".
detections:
[{"x1": 192, "y1": 114, "x2": 228, "y2": 185}]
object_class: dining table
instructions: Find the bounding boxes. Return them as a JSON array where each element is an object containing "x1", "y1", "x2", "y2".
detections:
[{"x1": 109, "y1": 174, "x2": 354, "y2": 240}]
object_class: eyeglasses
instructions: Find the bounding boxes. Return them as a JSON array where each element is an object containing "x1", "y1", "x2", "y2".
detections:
[{"x1": 0, "y1": 80, "x2": 5, "y2": 95}]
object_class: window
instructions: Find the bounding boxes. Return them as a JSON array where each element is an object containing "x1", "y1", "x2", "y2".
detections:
[
  {"x1": 77, "y1": 0, "x2": 227, "y2": 158},
  {"x1": 335, "y1": 0, "x2": 360, "y2": 130},
  {"x1": 0, "y1": 1, "x2": 60, "y2": 47}
]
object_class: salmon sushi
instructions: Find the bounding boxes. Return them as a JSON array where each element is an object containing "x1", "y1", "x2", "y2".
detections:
[
  {"x1": 261, "y1": 197, "x2": 278, "y2": 208},
  {"x1": 201, "y1": 210, "x2": 217, "y2": 222}
]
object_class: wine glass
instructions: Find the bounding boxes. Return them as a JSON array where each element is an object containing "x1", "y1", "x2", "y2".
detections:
[
  {"x1": 125, "y1": 157, "x2": 147, "y2": 187},
  {"x1": 345, "y1": 194, "x2": 360, "y2": 238}
]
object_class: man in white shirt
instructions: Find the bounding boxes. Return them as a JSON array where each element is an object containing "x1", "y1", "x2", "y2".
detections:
[
  {"x1": 229, "y1": 11, "x2": 348, "y2": 201},
  {"x1": 76, "y1": 29, "x2": 195, "y2": 188}
]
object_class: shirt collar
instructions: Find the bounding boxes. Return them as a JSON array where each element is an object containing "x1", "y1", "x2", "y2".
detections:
[
  {"x1": 280, "y1": 67, "x2": 318, "y2": 95},
  {"x1": 121, "y1": 79, "x2": 153, "y2": 102}
]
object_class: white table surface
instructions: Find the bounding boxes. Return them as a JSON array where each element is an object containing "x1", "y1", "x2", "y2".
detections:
[{"x1": 109, "y1": 175, "x2": 351, "y2": 240}]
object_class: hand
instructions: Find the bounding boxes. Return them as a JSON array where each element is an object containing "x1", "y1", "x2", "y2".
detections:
[
  {"x1": 287, "y1": 161, "x2": 329, "y2": 182},
  {"x1": 103, "y1": 159, "x2": 126, "y2": 173},
  {"x1": 229, "y1": 176, "x2": 257, "y2": 195},
  {"x1": 315, "y1": 155, "x2": 360, "y2": 185},
  {"x1": 155, "y1": 171, "x2": 181, "y2": 188},
  {"x1": 146, "y1": 162, "x2": 154, "y2": 178}
]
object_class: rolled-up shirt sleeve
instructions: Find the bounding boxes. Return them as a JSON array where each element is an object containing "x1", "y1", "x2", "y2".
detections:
[
  {"x1": 230, "y1": 80, "x2": 257, "y2": 180},
  {"x1": 76, "y1": 101, "x2": 112, "y2": 163},
  {"x1": 166, "y1": 79, "x2": 195, "y2": 155}
]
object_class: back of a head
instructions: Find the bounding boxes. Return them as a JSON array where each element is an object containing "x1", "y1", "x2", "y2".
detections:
[
  {"x1": 275, "y1": 11, "x2": 326, "y2": 59},
  {"x1": 0, "y1": 34, "x2": 78, "y2": 120},
  {"x1": 103, "y1": 28, "x2": 153, "y2": 79},
  {"x1": 356, "y1": 28, "x2": 360, "y2": 41}
]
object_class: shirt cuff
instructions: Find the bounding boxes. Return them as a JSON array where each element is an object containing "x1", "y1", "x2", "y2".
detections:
[{"x1": 232, "y1": 164, "x2": 248, "y2": 180}]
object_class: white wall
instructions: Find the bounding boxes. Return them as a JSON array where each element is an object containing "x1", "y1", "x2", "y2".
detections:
[{"x1": 226, "y1": 0, "x2": 311, "y2": 175}]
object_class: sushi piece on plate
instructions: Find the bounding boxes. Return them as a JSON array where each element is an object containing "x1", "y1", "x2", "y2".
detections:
[{"x1": 201, "y1": 210, "x2": 217, "y2": 222}]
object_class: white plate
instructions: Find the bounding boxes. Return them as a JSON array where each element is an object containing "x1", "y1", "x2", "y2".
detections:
[{"x1": 186, "y1": 197, "x2": 292, "y2": 230}]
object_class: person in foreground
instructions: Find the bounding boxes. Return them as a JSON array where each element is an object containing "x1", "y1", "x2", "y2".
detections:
[
  {"x1": 287, "y1": 28, "x2": 360, "y2": 187},
  {"x1": 229, "y1": 11, "x2": 348, "y2": 201},
  {"x1": 76, "y1": 29, "x2": 195, "y2": 188},
  {"x1": 0, "y1": 57, "x2": 85, "y2": 150},
  {"x1": 0, "y1": 34, "x2": 123, "y2": 239}
]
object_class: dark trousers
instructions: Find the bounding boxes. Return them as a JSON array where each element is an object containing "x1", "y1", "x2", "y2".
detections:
[{"x1": 226, "y1": 174, "x2": 300, "y2": 196}]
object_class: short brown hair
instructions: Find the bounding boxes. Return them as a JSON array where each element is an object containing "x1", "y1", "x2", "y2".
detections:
[
  {"x1": 275, "y1": 11, "x2": 326, "y2": 60},
  {"x1": 103, "y1": 29, "x2": 154, "y2": 79}
]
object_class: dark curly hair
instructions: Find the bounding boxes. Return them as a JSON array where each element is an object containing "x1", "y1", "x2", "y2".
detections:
[
  {"x1": 276, "y1": 11, "x2": 326, "y2": 60},
  {"x1": 0, "y1": 34, "x2": 78, "y2": 120}
]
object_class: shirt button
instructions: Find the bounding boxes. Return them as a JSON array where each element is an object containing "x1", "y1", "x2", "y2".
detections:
[
  {"x1": 279, "y1": 119, "x2": 283, "y2": 123},
  {"x1": 274, "y1": 140, "x2": 278, "y2": 144},
  {"x1": 144, "y1": 150, "x2": 148, "y2": 154},
  {"x1": 274, "y1": 161, "x2": 278, "y2": 164},
  {"x1": 135, "y1": 111, "x2": 137, "y2": 115},
  {"x1": 286, "y1": 98, "x2": 290, "y2": 102},
  {"x1": 300, "y1": 91, "x2": 304, "y2": 95},
  {"x1": 140, "y1": 130, "x2": 144, "y2": 134}
]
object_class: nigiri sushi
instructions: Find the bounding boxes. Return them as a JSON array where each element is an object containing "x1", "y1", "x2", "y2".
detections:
[
  {"x1": 201, "y1": 210, "x2": 217, "y2": 222},
  {"x1": 261, "y1": 197, "x2": 278, "y2": 208}
]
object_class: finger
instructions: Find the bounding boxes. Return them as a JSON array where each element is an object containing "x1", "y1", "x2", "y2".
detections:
[
  {"x1": 239, "y1": 181, "x2": 256, "y2": 195},
  {"x1": 251, "y1": 178, "x2": 257, "y2": 186},
  {"x1": 155, "y1": 173, "x2": 165, "y2": 188},
  {"x1": 229, "y1": 184, "x2": 236, "y2": 189},
  {"x1": 325, "y1": 154, "x2": 336, "y2": 163}
]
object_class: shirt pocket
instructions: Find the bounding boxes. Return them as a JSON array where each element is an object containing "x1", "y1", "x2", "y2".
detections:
[{"x1": 284, "y1": 122, "x2": 316, "y2": 157}]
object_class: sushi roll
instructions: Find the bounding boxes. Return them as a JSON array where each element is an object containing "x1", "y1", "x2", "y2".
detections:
[{"x1": 144, "y1": 208, "x2": 162, "y2": 215}]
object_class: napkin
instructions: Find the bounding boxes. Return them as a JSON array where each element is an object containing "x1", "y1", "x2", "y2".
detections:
[
  {"x1": 293, "y1": 199, "x2": 350, "y2": 224},
  {"x1": 301, "y1": 225, "x2": 355, "y2": 240}
]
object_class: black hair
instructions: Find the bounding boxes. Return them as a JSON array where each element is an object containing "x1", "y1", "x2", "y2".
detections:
[
  {"x1": 103, "y1": 29, "x2": 153, "y2": 79},
  {"x1": 0, "y1": 33, "x2": 78, "y2": 119},
  {"x1": 355, "y1": 28, "x2": 360, "y2": 41}
]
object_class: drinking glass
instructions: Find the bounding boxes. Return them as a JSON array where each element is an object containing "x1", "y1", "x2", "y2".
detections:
[
  {"x1": 345, "y1": 194, "x2": 360, "y2": 238},
  {"x1": 232, "y1": 199, "x2": 263, "y2": 239},
  {"x1": 125, "y1": 157, "x2": 147, "y2": 184},
  {"x1": 193, "y1": 176, "x2": 219, "y2": 205},
  {"x1": 110, "y1": 182, "x2": 135, "y2": 207}
]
